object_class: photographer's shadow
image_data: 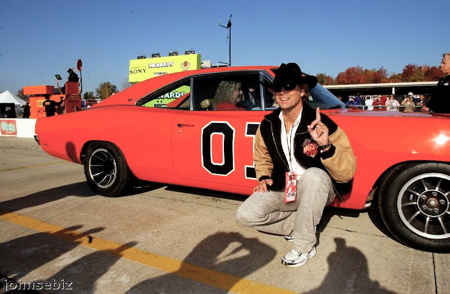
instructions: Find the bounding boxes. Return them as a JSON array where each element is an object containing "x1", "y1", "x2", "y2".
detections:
[
  {"x1": 127, "y1": 231, "x2": 276, "y2": 293},
  {"x1": 0, "y1": 182, "x2": 95, "y2": 216},
  {"x1": 305, "y1": 238, "x2": 396, "y2": 294},
  {"x1": 0, "y1": 226, "x2": 104, "y2": 282}
]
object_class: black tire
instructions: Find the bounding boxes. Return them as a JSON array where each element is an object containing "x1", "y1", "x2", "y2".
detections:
[
  {"x1": 378, "y1": 163, "x2": 450, "y2": 252},
  {"x1": 83, "y1": 142, "x2": 131, "y2": 197}
]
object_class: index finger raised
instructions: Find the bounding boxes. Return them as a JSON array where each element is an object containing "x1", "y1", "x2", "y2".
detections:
[{"x1": 316, "y1": 107, "x2": 321, "y2": 121}]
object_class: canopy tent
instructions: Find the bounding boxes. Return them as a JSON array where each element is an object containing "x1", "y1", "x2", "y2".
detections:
[
  {"x1": 0, "y1": 90, "x2": 26, "y2": 105},
  {"x1": 0, "y1": 90, "x2": 27, "y2": 118}
]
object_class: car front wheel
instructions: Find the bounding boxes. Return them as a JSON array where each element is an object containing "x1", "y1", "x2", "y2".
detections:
[
  {"x1": 379, "y1": 163, "x2": 450, "y2": 252},
  {"x1": 84, "y1": 142, "x2": 131, "y2": 197}
]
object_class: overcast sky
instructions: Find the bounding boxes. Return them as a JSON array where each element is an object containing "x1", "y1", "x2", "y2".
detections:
[{"x1": 1, "y1": 0, "x2": 448, "y2": 95}]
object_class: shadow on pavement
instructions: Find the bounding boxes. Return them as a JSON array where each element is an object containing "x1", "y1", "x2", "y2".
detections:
[
  {"x1": 367, "y1": 207, "x2": 395, "y2": 241},
  {"x1": 1, "y1": 225, "x2": 275, "y2": 293},
  {"x1": 34, "y1": 242, "x2": 138, "y2": 293},
  {"x1": 316, "y1": 207, "x2": 361, "y2": 247},
  {"x1": 304, "y1": 238, "x2": 396, "y2": 294},
  {"x1": 0, "y1": 182, "x2": 95, "y2": 215},
  {"x1": 0, "y1": 180, "x2": 167, "y2": 215},
  {"x1": 126, "y1": 231, "x2": 277, "y2": 293},
  {"x1": 0, "y1": 225, "x2": 105, "y2": 292},
  {"x1": 164, "y1": 184, "x2": 246, "y2": 202}
]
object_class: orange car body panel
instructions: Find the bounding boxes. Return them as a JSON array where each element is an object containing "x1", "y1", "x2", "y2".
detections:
[{"x1": 35, "y1": 66, "x2": 450, "y2": 210}]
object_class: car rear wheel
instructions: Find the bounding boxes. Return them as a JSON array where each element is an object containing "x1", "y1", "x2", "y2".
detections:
[
  {"x1": 378, "y1": 163, "x2": 450, "y2": 252},
  {"x1": 84, "y1": 142, "x2": 131, "y2": 197}
]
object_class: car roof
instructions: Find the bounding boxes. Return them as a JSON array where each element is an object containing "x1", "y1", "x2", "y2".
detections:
[{"x1": 95, "y1": 66, "x2": 277, "y2": 107}]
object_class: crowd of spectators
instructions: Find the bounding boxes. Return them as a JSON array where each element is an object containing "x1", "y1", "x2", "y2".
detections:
[{"x1": 338, "y1": 92, "x2": 428, "y2": 112}]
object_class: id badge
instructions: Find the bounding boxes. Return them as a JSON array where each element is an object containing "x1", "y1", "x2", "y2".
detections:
[{"x1": 284, "y1": 171, "x2": 297, "y2": 203}]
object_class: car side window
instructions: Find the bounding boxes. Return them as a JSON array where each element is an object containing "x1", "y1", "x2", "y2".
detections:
[
  {"x1": 261, "y1": 76, "x2": 276, "y2": 110},
  {"x1": 192, "y1": 72, "x2": 264, "y2": 111},
  {"x1": 139, "y1": 79, "x2": 191, "y2": 109}
]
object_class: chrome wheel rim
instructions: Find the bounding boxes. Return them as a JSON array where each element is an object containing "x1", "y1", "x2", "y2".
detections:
[
  {"x1": 88, "y1": 148, "x2": 117, "y2": 189},
  {"x1": 398, "y1": 173, "x2": 450, "y2": 240}
]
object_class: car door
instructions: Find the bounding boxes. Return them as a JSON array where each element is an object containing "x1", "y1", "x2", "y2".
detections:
[{"x1": 171, "y1": 71, "x2": 269, "y2": 195}]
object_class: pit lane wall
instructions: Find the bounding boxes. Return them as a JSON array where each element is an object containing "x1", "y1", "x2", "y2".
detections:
[{"x1": 0, "y1": 119, "x2": 36, "y2": 138}]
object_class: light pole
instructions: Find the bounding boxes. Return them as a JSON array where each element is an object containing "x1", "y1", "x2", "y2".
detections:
[{"x1": 219, "y1": 14, "x2": 232, "y2": 66}]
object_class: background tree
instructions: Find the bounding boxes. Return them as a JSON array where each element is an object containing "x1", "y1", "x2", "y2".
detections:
[
  {"x1": 333, "y1": 64, "x2": 440, "y2": 85},
  {"x1": 96, "y1": 82, "x2": 117, "y2": 100},
  {"x1": 83, "y1": 91, "x2": 95, "y2": 100},
  {"x1": 401, "y1": 64, "x2": 424, "y2": 82},
  {"x1": 335, "y1": 66, "x2": 367, "y2": 84},
  {"x1": 423, "y1": 65, "x2": 442, "y2": 81},
  {"x1": 400, "y1": 64, "x2": 440, "y2": 82},
  {"x1": 335, "y1": 66, "x2": 390, "y2": 84},
  {"x1": 316, "y1": 73, "x2": 335, "y2": 85},
  {"x1": 388, "y1": 72, "x2": 402, "y2": 83},
  {"x1": 369, "y1": 67, "x2": 389, "y2": 83},
  {"x1": 16, "y1": 89, "x2": 28, "y2": 102}
]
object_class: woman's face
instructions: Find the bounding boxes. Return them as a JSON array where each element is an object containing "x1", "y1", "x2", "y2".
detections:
[{"x1": 231, "y1": 86, "x2": 243, "y2": 103}]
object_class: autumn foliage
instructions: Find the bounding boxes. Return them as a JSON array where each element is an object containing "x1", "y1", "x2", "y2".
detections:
[{"x1": 318, "y1": 64, "x2": 441, "y2": 85}]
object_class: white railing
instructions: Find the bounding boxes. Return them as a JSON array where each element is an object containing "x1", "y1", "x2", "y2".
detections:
[{"x1": 346, "y1": 105, "x2": 425, "y2": 112}]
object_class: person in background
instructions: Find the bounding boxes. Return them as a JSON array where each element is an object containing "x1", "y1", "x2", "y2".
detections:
[
  {"x1": 416, "y1": 94, "x2": 428, "y2": 112},
  {"x1": 238, "y1": 85, "x2": 259, "y2": 110},
  {"x1": 353, "y1": 93, "x2": 362, "y2": 105},
  {"x1": 354, "y1": 94, "x2": 363, "y2": 107},
  {"x1": 247, "y1": 86, "x2": 257, "y2": 106},
  {"x1": 42, "y1": 95, "x2": 64, "y2": 117},
  {"x1": 401, "y1": 94, "x2": 416, "y2": 113},
  {"x1": 422, "y1": 52, "x2": 450, "y2": 113},
  {"x1": 57, "y1": 68, "x2": 80, "y2": 95},
  {"x1": 236, "y1": 63, "x2": 357, "y2": 268},
  {"x1": 365, "y1": 96, "x2": 374, "y2": 110},
  {"x1": 372, "y1": 95, "x2": 383, "y2": 111},
  {"x1": 212, "y1": 80, "x2": 246, "y2": 111},
  {"x1": 22, "y1": 102, "x2": 30, "y2": 118},
  {"x1": 380, "y1": 95, "x2": 388, "y2": 110},
  {"x1": 386, "y1": 95, "x2": 400, "y2": 111},
  {"x1": 67, "y1": 68, "x2": 79, "y2": 83},
  {"x1": 408, "y1": 92, "x2": 419, "y2": 104},
  {"x1": 345, "y1": 96, "x2": 360, "y2": 107}
]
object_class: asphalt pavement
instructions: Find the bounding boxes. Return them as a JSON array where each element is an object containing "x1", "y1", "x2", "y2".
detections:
[{"x1": 0, "y1": 136, "x2": 449, "y2": 294}]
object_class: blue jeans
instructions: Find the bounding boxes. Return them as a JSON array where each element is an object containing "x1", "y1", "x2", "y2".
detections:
[{"x1": 236, "y1": 168, "x2": 336, "y2": 253}]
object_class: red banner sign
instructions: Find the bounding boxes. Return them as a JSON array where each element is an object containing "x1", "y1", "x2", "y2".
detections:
[{"x1": 0, "y1": 120, "x2": 17, "y2": 135}]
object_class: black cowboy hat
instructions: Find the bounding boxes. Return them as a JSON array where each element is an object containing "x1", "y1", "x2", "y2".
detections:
[{"x1": 264, "y1": 63, "x2": 317, "y2": 91}]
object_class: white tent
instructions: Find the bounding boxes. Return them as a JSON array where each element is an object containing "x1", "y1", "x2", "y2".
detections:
[
  {"x1": 0, "y1": 90, "x2": 26, "y2": 105},
  {"x1": 0, "y1": 90, "x2": 27, "y2": 117}
]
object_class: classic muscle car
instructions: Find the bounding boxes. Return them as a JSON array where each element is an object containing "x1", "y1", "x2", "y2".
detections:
[{"x1": 35, "y1": 65, "x2": 450, "y2": 252}]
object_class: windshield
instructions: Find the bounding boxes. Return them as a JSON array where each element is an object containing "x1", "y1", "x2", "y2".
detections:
[
  {"x1": 269, "y1": 68, "x2": 345, "y2": 110},
  {"x1": 308, "y1": 84, "x2": 345, "y2": 110}
]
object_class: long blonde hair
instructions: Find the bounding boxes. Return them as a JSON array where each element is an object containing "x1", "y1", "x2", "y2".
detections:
[{"x1": 212, "y1": 80, "x2": 242, "y2": 109}]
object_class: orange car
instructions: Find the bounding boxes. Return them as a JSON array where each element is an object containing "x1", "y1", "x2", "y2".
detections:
[{"x1": 35, "y1": 65, "x2": 450, "y2": 252}]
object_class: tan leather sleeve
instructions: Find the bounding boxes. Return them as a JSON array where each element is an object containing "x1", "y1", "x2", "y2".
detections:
[
  {"x1": 321, "y1": 127, "x2": 357, "y2": 183},
  {"x1": 253, "y1": 127, "x2": 273, "y2": 180}
]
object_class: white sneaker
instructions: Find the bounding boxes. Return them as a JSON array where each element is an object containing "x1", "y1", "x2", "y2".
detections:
[{"x1": 281, "y1": 246, "x2": 316, "y2": 267}]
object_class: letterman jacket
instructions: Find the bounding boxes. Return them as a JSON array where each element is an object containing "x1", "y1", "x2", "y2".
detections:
[{"x1": 254, "y1": 103, "x2": 357, "y2": 192}]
